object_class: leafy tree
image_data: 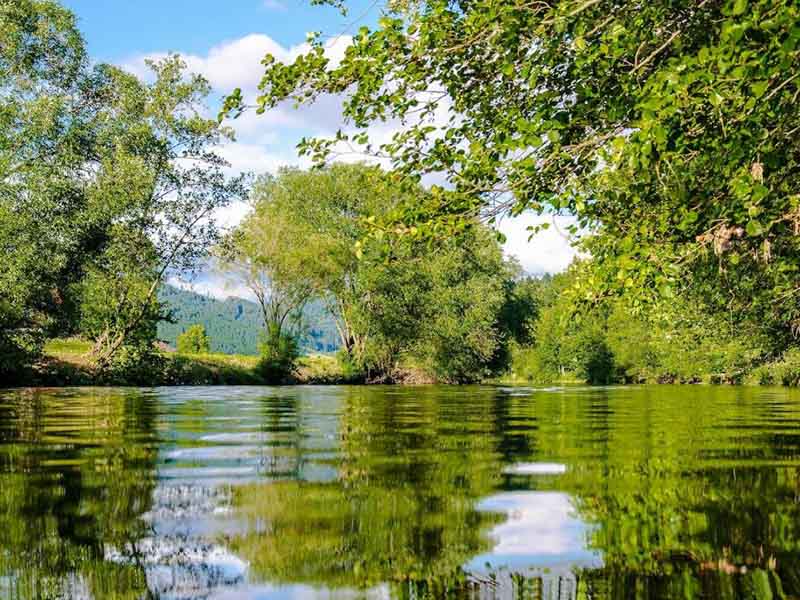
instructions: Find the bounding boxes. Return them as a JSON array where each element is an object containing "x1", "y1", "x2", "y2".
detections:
[
  {"x1": 239, "y1": 164, "x2": 519, "y2": 382},
  {"x1": 176, "y1": 324, "x2": 211, "y2": 354},
  {"x1": 78, "y1": 56, "x2": 246, "y2": 370},
  {"x1": 0, "y1": 1, "x2": 245, "y2": 378},
  {"x1": 512, "y1": 263, "x2": 772, "y2": 384},
  {"x1": 218, "y1": 179, "x2": 321, "y2": 378},
  {"x1": 358, "y1": 227, "x2": 514, "y2": 382},
  {"x1": 229, "y1": 0, "x2": 800, "y2": 349},
  {"x1": 242, "y1": 164, "x2": 403, "y2": 362}
]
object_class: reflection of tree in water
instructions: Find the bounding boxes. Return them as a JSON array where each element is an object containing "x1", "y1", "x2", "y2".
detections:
[
  {"x1": 495, "y1": 386, "x2": 800, "y2": 599},
  {"x1": 228, "y1": 386, "x2": 506, "y2": 591},
  {"x1": 225, "y1": 386, "x2": 800, "y2": 599},
  {"x1": 6, "y1": 385, "x2": 800, "y2": 599},
  {"x1": 0, "y1": 388, "x2": 159, "y2": 599}
]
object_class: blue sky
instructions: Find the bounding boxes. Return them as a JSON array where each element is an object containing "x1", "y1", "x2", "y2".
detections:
[
  {"x1": 61, "y1": 0, "x2": 575, "y2": 296},
  {"x1": 62, "y1": 0, "x2": 378, "y2": 62}
]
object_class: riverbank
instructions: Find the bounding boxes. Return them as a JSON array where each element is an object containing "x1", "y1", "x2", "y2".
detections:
[
  {"x1": 8, "y1": 338, "x2": 800, "y2": 389},
  {"x1": 14, "y1": 338, "x2": 353, "y2": 386}
]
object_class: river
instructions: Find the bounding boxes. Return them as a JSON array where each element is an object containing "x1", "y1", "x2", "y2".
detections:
[{"x1": 0, "y1": 384, "x2": 798, "y2": 599}]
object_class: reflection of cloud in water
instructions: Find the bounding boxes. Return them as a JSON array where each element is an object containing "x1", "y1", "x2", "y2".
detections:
[
  {"x1": 106, "y1": 538, "x2": 248, "y2": 598},
  {"x1": 467, "y1": 491, "x2": 602, "y2": 572},
  {"x1": 503, "y1": 462, "x2": 567, "y2": 475}
]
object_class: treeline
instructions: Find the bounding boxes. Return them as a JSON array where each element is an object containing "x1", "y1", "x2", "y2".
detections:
[
  {"x1": 0, "y1": 1, "x2": 244, "y2": 383},
  {"x1": 510, "y1": 265, "x2": 800, "y2": 386}
]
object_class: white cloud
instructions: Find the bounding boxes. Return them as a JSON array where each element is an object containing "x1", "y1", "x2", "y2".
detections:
[
  {"x1": 262, "y1": 0, "x2": 287, "y2": 10},
  {"x1": 120, "y1": 33, "x2": 353, "y2": 186},
  {"x1": 497, "y1": 212, "x2": 580, "y2": 275},
  {"x1": 466, "y1": 491, "x2": 602, "y2": 571},
  {"x1": 168, "y1": 270, "x2": 255, "y2": 301},
  {"x1": 122, "y1": 33, "x2": 350, "y2": 98}
]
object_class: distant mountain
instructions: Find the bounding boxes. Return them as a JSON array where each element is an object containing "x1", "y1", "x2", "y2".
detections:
[{"x1": 157, "y1": 284, "x2": 340, "y2": 355}]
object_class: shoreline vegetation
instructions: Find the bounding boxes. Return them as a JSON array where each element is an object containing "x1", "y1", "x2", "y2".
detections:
[
  {"x1": 9, "y1": 336, "x2": 799, "y2": 388},
  {"x1": 18, "y1": 338, "x2": 437, "y2": 386}
]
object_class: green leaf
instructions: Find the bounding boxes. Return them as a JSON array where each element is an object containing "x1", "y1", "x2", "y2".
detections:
[
  {"x1": 746, "y1": 220, "x2": 763, "y2": 236},
  {"x1": 751, "y1": 80, "x2": 769, "y2": 98}
]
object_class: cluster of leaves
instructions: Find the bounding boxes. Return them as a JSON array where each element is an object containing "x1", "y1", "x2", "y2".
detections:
[
  {"x1": 231, "y1": 0, "x2": 800, "y2": 350},
  {"x1": 228, "y1": 163, "x2": 528, "y2": 383},
  {"x1": 0, "y1": 0, "x2": 244, "y2": 380},
  {"x1": 256, "y1": 322, "x2": 300, "y2": 383}
]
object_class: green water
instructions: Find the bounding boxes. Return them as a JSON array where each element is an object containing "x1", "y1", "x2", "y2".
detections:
[{"x1": 1, "y1": 385, "x2": 799, "y2": 599}]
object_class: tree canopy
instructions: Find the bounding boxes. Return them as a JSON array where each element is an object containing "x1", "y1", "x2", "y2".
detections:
[
  {"x1": 228, "y1": 163, "x2": 525, "y2": 382},
  {"x1": 229, "y1": 0, "x2": 800, "y2": 346}
]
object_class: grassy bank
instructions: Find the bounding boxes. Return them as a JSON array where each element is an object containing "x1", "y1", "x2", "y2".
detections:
[
  {"x1": 15, "y1": 338, "x2": 352, "y2": 386},
  {"x1": 14, "y1": 338, "x2": 800, "y2": 388}
]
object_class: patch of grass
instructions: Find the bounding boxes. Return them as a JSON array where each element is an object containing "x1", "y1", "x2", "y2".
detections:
[
  {"x1": 165, "y1": 352, "x2": 263, "y2": 385},
  {"x1": 27, "y1": 339, "x2": 352, "y2": 386},
  {"x1": 43, "y1": 337, "x2": 92, "y2": 361},
  {"x1": 295, "y1": 353, "x2": 354, "y2": 384}
]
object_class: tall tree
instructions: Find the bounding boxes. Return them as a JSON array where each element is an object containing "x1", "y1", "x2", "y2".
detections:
[
  {"x1": 78, "y1": 56, "x2": 246, "y2": 368},
  {"x1": 1, "y1": 2, "x2": 246, "y2": 376},
  {"x1": 236, "y1": 164, "x2": 518, "y2": 382},
  {"x1": 240, "y1": 164, "x2": 403, "y2": 361}
]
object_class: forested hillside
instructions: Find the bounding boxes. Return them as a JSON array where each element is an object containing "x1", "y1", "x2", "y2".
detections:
[{"x1": 157, "y1": 285, "x2": 339, "y2": 355}]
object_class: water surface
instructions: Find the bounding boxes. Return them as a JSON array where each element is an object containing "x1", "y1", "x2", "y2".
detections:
[{"x1": 1, "y1": 384, "x2": 799, "y2": 599}]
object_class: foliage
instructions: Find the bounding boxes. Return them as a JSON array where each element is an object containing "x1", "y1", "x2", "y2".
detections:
[
  {"x1": 237, "y1": 164, "x2": 521, "y2": 383},
  {"x1": 512, "y1": 263, "x2": 774, "y2": 385},
  {"x1": 0, "y1": 0, "x2": 90, "y2": 370},
  {"x1": 1, "y1": 1, "x2": 245, "y2": 376},
  {"x1": 256, "y1": 324, "x2": 300, "y2": 383},
  {"x1": 357, "y1": 227, "x2": 514, "y2": 382},
  {"x1": 76, "y1": 56, "x2": 245, "y2": 369},
  {"x1": 176, "y1": 324, "x2": 211, "y2": 354},
  {"x1": 241, "y1": 164, "x2": 403, "y2": 362},
  {"x1": 231, "y1": 0, "x2": 800, "y2": 353},
  {"x1": 97, "y1": 340, "x2": 166, "y2": 386},
  {"x1": 752, "y1": 348, "x2": 800, "y2": 387}
]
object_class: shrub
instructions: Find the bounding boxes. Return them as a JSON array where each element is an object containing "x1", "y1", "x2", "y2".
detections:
[
  {"x1": 99, "y1": 341, "x2": 166, "y2": 385},
  {"x1": 176, "y1": 324, "x2": 211, "y2": 354},
  {"x1": 0, "y1": 328, "x2": 43, "y2": 382},
  {"x1": 336, "y1": 349, "x2": 365, "y2": 382},
  {"x1": 577, "y1": 336, "x2": 616, "y2": 385},
  {"x1": 761, "y1": 348, "x2": 800, "y2": 387},
  {"x1": 257, "y1": 325, "x2": 299, "y2": 383}
]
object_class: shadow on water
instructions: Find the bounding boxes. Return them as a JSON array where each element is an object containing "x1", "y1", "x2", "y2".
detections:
[{"x1": 1, "y1": 384, "x2": 800, "y2": 598}]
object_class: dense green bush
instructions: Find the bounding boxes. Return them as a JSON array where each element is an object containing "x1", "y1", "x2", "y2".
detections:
[
  {"x1": 257, "y1": 325, "x2": 300, "y2": 384},
  {"x1": 176, "y1": 324, "x2": 211, "y2": 354},
  {"x1": 507, "y1": 266, "x2": 778, "y2": 387},
  {"x1": 98, "y1": 342, "x2": 166, "y2": 386},
  {"x1": 0, "y1": 329, "x2": 43, "y2": 382}
]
